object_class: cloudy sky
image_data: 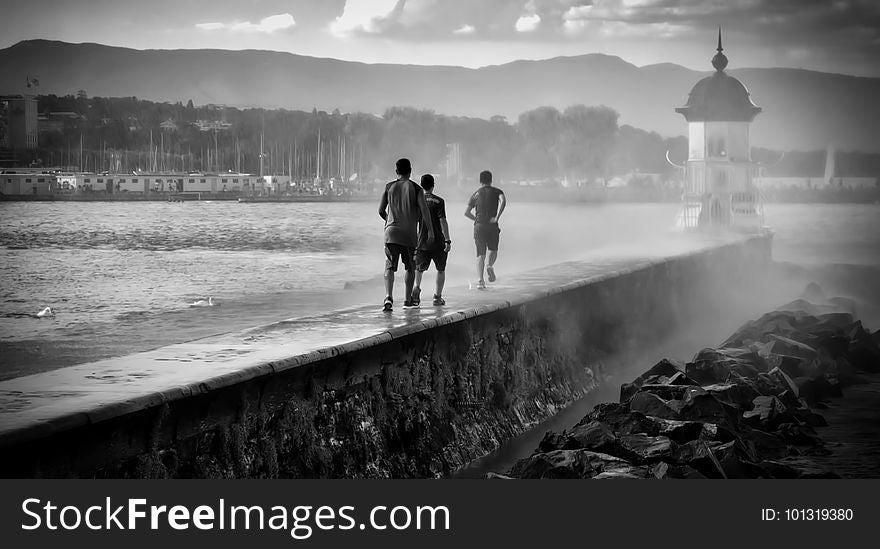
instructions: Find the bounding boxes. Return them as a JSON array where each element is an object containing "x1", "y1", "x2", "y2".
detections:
[{"x1": 2, "y1": 0, "x2": 879, "y2": 76}]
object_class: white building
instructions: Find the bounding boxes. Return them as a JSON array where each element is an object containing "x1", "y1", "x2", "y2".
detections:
[{"x1": 674, "y1": 31, "x2": 763, "y2": 229}]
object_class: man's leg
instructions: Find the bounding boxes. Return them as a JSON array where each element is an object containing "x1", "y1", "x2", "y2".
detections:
[
  {"x1": 414, "y1": 269, "x2": 423, "y2": 293},
  {"x1": 487, "y1": 250, "x2": 498, "y2": 268},
  {"x1": 404, "y1": 269, "x2": 415, "y2": 302},
  {"x1": 383, "y1": 244, "x2": 398, "y2": 309},
  {"x1": 384, "y1": 268, "x2": 395, "y2": 299},
  {"x1": 475, "y1": 226, "x2": 487, "y2": 287},
  {"x1": 402, "y1": 247, "x2": 416, "y2": 306},
  {"x1": 412, "y1": 250, "x2": 426, "y2": 303},
  {"x1": 486, "y1": 225, "x2": 500, "y2": 282},
  {"x1": 435, "y1": 270, "x2": 446, "y2": 297}
]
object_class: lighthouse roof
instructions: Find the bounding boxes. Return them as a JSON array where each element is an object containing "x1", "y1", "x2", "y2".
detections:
[{"x1": 675, "y1": 29, "x2": 761, "y2": 123}]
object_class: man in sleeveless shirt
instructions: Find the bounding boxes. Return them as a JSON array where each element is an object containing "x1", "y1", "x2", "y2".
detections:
[
  {"x1": 378, "y1": 158, "x2": 435, "y2": 311},
  {"x1": 464, "y1": 170, "x2": 506, "y2": 289}
]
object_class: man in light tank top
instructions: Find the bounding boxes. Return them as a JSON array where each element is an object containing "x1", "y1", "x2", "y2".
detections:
[{"x1": 378, "y1": 158, "x2": 435, "y2": 311}]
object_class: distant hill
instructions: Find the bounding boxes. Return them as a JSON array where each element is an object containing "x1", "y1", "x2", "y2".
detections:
[{"x1": 2, "y1": 39, "x2": 879, "y2": 152}]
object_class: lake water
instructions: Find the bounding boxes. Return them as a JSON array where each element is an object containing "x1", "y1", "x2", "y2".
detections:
[{"x1": 1, "y1": 200, "x2": 879, "y2": 380}]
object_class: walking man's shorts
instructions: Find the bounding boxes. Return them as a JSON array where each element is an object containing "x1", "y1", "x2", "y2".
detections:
[
  {"x1": 385, "y1": 243, "x2": 415, "y2": 272},
  {"x1": 414, "y1": 248, "x2": 448, "y2": 272}
]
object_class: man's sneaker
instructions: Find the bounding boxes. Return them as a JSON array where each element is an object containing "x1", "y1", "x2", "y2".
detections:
[
  {"x1": 487, "y1": 266, "x2": 496, "y2": 283},
  {"x1": 476, "y1": 280, "x2": 486, "y2": 290},
  {"x1": 433, "y1": 295, "x2": 445, "y2": 306},
  {"x1": 382, "y1": 296, "x2": 393, "y2": 312},
  {"x1": 403, "y1": 300, "x2": 416, "y2": 308},
  {"x1": 411, "y1": 287, "x2": 421, "y2": 307}
]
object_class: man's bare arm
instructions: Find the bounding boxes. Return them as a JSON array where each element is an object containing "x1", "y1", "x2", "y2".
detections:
[
  {"x1": 440, "y1": 218, "x2": 451, "y2": 252},
  {"x1": 464, "y1": 204, "x2": 476, "y2": 221},
  {"x1": 378, "y1": 190, "x2": 388, "y2": 221},
  {"x1": 492, "y1": 193, "x2": 507, "y2": 223}
]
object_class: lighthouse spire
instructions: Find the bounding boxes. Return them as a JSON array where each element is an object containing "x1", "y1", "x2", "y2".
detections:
[{"x1": 712, "y1": 26, "x2": 728, "y2": 72}]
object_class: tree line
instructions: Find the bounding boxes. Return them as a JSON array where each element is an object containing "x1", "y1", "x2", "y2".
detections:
[
  {"x1": 24, "y1": 94, "x2": 879, "y2": 182},
  {"x1": 28, "y1": 94, "x2": 688, "y2": 184}
]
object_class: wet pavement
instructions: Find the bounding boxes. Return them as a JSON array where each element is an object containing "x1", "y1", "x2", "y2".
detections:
[{"x1": 0, "y1": 232, "x2": 755, "y2": 446}]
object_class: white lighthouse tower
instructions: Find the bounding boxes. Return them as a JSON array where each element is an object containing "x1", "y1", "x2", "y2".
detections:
[{"x1": 675, "y1": 29, "x2": 763, "y2": 229}]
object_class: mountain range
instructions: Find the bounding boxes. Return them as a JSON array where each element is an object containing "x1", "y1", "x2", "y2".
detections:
[{"x1": 2, "y1": 39, "x2": 879, "y2": 152}]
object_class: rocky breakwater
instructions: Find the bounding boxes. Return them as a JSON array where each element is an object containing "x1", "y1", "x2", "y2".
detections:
[{"x1": 502, "y1": 286, "x2": 880, "y2": 479}]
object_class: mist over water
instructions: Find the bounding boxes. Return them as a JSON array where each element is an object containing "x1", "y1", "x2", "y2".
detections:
[{"x1": 1, "y1": 200, "x2": 878, "y2": 381}]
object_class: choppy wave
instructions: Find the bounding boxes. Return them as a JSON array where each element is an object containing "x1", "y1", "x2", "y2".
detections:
[
  {"x1": 0, "y1": 227, "x2": 352, "y2": 252},
  {"x1": 0, "y1": 201, "x2": 374, "y2": 252}
]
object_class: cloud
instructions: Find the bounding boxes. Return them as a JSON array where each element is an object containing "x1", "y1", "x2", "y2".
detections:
[
  {"x1": 330, "y1": 0, "x2": 403, "y2": 36},
  {"x1": 195, "y1": 13, "x2": 296, "y2": 33},
  {"x1": 515, "y1": 13, "x2": 542, "y2": 32},
  {"x1": 317, "y1": 0, "x2": 880, "y2": 75}
]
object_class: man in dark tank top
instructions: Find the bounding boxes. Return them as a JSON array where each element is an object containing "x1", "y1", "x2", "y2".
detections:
[{"x1": 464, "y1": 170, "x2": 506, "y2": 289}]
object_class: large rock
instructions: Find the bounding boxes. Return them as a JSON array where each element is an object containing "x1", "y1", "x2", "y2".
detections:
[
  {"x1": 628, "y1": 391, "x2": 681, "y2": 420},
  {"x1": 767, "y1": 366, "x2": 801, "y2": 397},
  {"x1": 582, "y1": 403, "x2": 663, "y2": 436},
  {"x1": 508, "y1": 450, "x2": 627, "y2": 479},
  {"x1": 740, "y1": 428, "x2": 791, "y2": 461},
  {"x1": 765, "y1": 354, "x2": 807, "y2": 379},
  {"x1": 766, "y1": 335, "x2": 818, "y2": 362},
  {"x1": 633, "y1": 383, "x2": 693, "y2": 401},
  {"x1": 651, "y1": 461, "x2": 707, "y2": 479},
  {"x1": 686, "y1": 348, "x2": 763, "y2": 385},
  {"x1": 676, "y1": 388, "x2": 740, "y2": 427},
  {"x1": 563, "y1": 421, "x2": 618, "y2": 454},
  {"x1": 656, "y1": 419, "x2": 716, "y2": 444},
  {"x1": 743, "y1": 396, "x2": 797, "y2": 430},
  {"x1": 537, "y1": 430, "x2": 568, "y2": 453},
  {"x1": 616, "y1": 433, "x2": 676, "y2": 464},
  {"x1": 672, "y1": 440, "x2": 767, "y2": 479},
  {"x1": 619, "y1": 358, "x2": 691, "y2": 402},
  {"x1": 703, "y1": 382, "x2": 761, "y2": 409},
  {"x1": 592, "y1": 463, "x2": 653, "y2": 479}
]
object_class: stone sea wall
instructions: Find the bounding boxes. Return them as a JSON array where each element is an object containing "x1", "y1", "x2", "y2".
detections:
[{"x1": 0, "y1": 235, "x2": 772, "y2": 478}]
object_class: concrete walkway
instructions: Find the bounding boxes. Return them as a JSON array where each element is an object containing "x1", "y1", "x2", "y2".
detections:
[{"x1": 0, "y1": 232, "x2": 754, "y2": 447}]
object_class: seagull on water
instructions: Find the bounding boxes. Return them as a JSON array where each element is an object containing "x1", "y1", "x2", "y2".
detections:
[
  {"x1": 36, "y1": 306, "x2": 55, "y2": 317},
  {"x1": 190, "y1": 297, "x2": 216, "y2": 307}
]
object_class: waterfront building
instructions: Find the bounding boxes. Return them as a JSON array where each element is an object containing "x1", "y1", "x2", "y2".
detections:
[
  {"x1": 675, "y1": 30, "x2": 763, "y2": 229},
  {"x1": 1, "y1": 94, "x2": 38, "y2": 150},
  {"x1": 1, "y1": 171, "x2": 54, "y2": 195},
  {"x1": 159, "y1": 119, "x2": 178, "y2": 132}
]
